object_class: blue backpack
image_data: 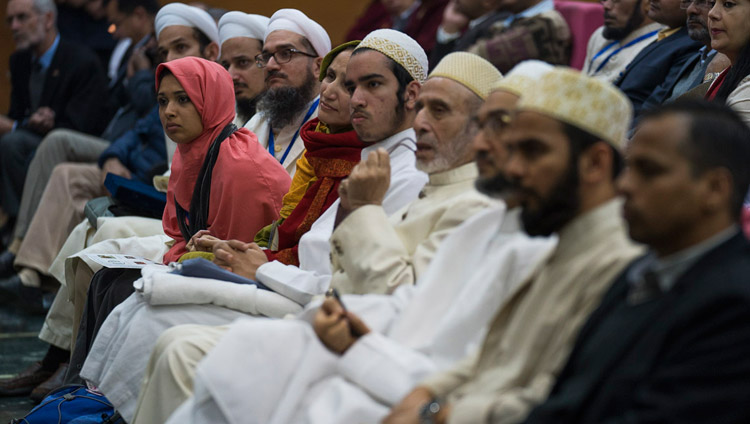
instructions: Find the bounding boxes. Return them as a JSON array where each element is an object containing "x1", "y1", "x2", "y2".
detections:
[{"x1": 11, "y1": 385, "x2": 123, "y2": 424}]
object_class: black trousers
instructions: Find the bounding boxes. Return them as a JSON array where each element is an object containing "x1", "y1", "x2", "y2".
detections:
[{"x1": 66, "y1": 267, "x2": 140, "y2": 383}]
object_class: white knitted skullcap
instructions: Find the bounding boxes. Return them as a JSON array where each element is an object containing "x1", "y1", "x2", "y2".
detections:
[
  {"x1": 429, "y1": 52, "x2": 502, "y2": 99},
  {"x1": 355, "y1": 29, "x2": 428, "y2": 83},
  {"x1": 264, "y1": 9, "x2": 331, "y2": 57},
  {"x1": 155, "y1": 3, "x2": 219, "y2": 44},
  {"x1": 219, "y1": 12, "x2": 269, "y2": 44},
  {"x1": 493, "y1": 60, "x2": 554, "y2": 97}
]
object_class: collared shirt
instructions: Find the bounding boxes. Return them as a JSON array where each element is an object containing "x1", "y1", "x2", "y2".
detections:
[
  {"x1": 584, "y1": 22, "x2": 664, "y2": 82},
  {"x1": 628, "y1": 225, "x2": 739, "y2": 295},
  {"x1": 436, "y1": 11, "x2": 495, "y2": 44},
  {"x1": 34, "y1": 33, "x2": 60, "y2": 72},
  {"x1": 502, "y1": 0, "x2": 554, "y2": 27}
]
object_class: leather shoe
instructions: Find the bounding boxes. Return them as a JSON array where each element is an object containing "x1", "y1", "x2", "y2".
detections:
[
  {"x1": 0, "y1": 361, "x2": 53, "y2": 397},
  {"x1": 0, "y1": 250, "x2": 15, "y2": 278},
  {"x1": 30, "y1": 363, "x2": 69, "y2": 403},
  {"x1": 0, "y1": 273, "x2": 45, "y2": 312}
]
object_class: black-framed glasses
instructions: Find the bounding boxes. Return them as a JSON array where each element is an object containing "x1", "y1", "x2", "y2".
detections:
[
  {"x1": 255, "y1": 48, "x2": 317, "y2": 68},
  {"x1": 680, "y1": 0, "x2": 713, "y2": 9}
]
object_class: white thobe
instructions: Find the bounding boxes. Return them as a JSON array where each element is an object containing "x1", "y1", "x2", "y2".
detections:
[
  {"x1": 583, "y1": 23, "x2": 663, "y2": 83},
  {"x1": 244, "y1": 97, "x2": 319, "y2": 176},
  {"x1": 165, "y1": 206, "x2": 556, "y2": 424},
  {"x1": 78, "y1": 129, "x2": 427, "y2": 421},
  {"x1": 255, "y1": 128, "x2": 428, "y2": 305}
]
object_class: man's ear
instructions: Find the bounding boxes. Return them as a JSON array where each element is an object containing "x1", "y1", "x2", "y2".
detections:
[
  {"x1": 403, "y1": 80, "x2": 421, "y2": 111},
  {"x1": 313, "y1": 56, "x2": 323, "y2": 78},
  {"x1": 579, "y1": 141, "x2": 615, "y2": 185},
  {"x1": 44, "y1": 11, "x2": 55, "y2": 32},
  {"x1": 204, "y1": 42, "x2": 220, "y2": 62},
  {"x1": 701, "y1": 167, "x2": 734, "y2": 216}
]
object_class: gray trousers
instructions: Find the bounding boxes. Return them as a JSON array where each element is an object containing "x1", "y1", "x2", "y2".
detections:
[
  {"x1": 0, "y1": 128, "x2": 43, "y2": 216},
  {"x1": 13, "y1": 129, "x2": 109, "y2": 239}
]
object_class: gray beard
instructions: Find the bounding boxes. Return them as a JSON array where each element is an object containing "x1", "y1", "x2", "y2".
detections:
[{"x1": 257, "y1": 73, "x2": 317, "y2": 130}]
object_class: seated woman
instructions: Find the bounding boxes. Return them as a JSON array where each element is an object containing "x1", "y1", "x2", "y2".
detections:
[
  {"x1": 77, "y1": 42, "x2": 364, "y2": 422},
  {"x1": 705, "y1": 0, "x2": 750, "y2": 124},
  {"x1": 66, "y1": 56, "x2": 291, "y2": 380}
]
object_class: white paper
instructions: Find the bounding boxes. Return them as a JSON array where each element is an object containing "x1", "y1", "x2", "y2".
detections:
[{"x1": 85, "y1": 253, "x2": 162, "y2": 269}]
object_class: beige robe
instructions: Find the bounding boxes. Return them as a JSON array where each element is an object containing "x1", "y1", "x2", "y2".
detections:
[
  {"x1": 583, "y1": 23, "x2": 663, "y2": 83},
  {"x1": 421, "y1": 198, "x2": 643, "y2": 423},
  {"x1": 329, "y1": 162, "x2": 493, "y2": 295}
]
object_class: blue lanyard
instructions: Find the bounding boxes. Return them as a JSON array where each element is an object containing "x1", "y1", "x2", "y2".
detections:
[
  {"x1": 590, "y1": 30, "x2": 659, "y2": 74},
  {"x1": 268, "y1": 98, "x2": 319, "y2": 165}
]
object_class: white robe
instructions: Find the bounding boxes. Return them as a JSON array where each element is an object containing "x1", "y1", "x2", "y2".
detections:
[
  {"x1": 166, "y1": 206, "x2": 556, "y2": 424},
  {"x1": 244, "y1": 97, "x2": 319, "y2": 176},
  {"x1": 79, "y1": 129, "x2": 427, "y2": 421}
]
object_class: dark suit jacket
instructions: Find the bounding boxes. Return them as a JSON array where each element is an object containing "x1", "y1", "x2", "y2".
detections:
[
  {"x1": 615, "y1": 26, "x2": 701, "y2": 117},
  {"x1": 8, "y1": 38, "x2": 112, "y2": 136},
  {"x1": 428, "y1": 11, "x2": 508, "y2": 68},
  {"x1": 524, "y1": 232, "x2": 750, "y2": 424}
]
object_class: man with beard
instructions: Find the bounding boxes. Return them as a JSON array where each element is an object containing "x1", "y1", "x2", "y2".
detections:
[
  {"x1": 583, "y1": 0, "x2": 662, "y2": 82},
  {"x1": 615, "y1": 0, "x2": 701, "y2": 117},
  {"x1": 523, "y1": 100, "x2": 750, "y2": 424},
  {"x1": 218, "y1": 12, "x2": 269, "y2": 126},
  {"x1": 133, "y1": 55, "x2": 552, "y2": 424},
  {"x1": 245, "y1": 9, "x2": 330, "y2": 175},
  {"x1": 385, "y1": 67, "x2": 643, "y2": 424}
]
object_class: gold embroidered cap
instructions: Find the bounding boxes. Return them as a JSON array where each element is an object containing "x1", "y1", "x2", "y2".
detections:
[
  {"x1": 428, "y1": 52, "x2": 502, "y2": 99},
  {"x1": 493, "y1": 60, "x2": 553, "y2": 97},
  {"x1": 517, "y1": 67, "x2": 633, "y2": 150},
  {"x1": 355, "y1": 29, "x2": 428, "y2": 83}
]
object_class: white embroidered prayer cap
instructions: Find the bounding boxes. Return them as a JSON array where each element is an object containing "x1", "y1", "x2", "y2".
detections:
[
  {"x1": 517, "y1": 67, "x2": 633, "y2": 150},
  {"x1": 264, "y1": 9, "x2": 331, "y2": 57},
  {"x1": 429, "y1": 52, "x2": 502, "y2": 99},
  {"x1": 493, "y1": 60, "x2": 553, "y2": 97},
  {"x1": 355, "y1": 29, "x2": 428, "y2": 83},
  {"x1": 155, "y1": 3, "x2": 219, "y2": 44},
  {"x1": 219, "y1": 12, "x2": 269, "y2": 44}
]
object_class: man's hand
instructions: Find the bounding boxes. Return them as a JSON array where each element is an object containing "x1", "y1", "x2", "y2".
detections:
[
  {"x1": 27, "y1": 107, "x2": 55, "y2": 134},
  {"x1": 440, "y1": 0, "x2": 470, "y2": 35},
  {"x1": 312, "y1": 297, "x2": 370, "y2": 354},
  {"x1": 0, "y1": 115, "x2": 15, "y2": 134},
  {"x1": 212, "y1": 240, "x2": 267, "y2": 279},
  {"x1": 127, "y1": 44, "x2": 153, "y2": 78},
  {"x1": 101, "y1": 157, "x2": 132, "y2": 185},
  {"x1": 383, "y1": 387, "x2": 451, "y2": 424},
  {"x1": 338, "y1": 148, "x2": 390, "y2": 212}
]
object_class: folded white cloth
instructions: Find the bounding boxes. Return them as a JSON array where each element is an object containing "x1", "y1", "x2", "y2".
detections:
[{"x1": 135, "y1": 265, "x2": 302, "y2": 318}]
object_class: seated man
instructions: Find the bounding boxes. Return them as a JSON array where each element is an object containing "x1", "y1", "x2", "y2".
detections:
[
  {"x1": 524, "y1": 101, "x2": 750, "y2": 423},
  {"x1": 385, "y1": 67, "x2": 643, "y2": 424},
  {"x1": 615, "y1": 0, "x2": 701, "y2": 117},
  {"x1": 583, "y1": 0, "x2": 662, "y2": 82},
  {"x1": 146, "y1": 60, "x2": 557, "y2": 424},
  {"x1": 0, "y1": 0, "x2": 111, "y2": 231},
  {"x1": 462, "y1": 0, "x2": 570, "y2": 73}
]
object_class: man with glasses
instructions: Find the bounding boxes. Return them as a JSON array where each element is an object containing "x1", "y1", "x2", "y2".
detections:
[
  {"x1": 614, "y1": 0, "x2": 702, "y2": 117},
  {"x1": 245, "y1": 8, "x2": 330, "y2": 176},
  {"x1": 583, "y1": 0, "x2": 663, "y2": 82}
]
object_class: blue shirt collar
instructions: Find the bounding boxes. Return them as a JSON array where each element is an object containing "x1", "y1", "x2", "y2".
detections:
[
  {"x1": 34, "y1": 34, "x2": 60, "y2": 71},
  {"x1": 502, "y1": 0, "x2": 554, "y2": 26}
]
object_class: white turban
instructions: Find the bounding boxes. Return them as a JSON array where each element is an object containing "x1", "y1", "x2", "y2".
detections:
[
  {"x1": 219, "y1": 12, "x2": 269, "y2": 44},
  {"x1": 355, "y1": 29, "x2": 428, "y2": 83},
  {"x1": 155, "y1": 3, "x2": 219, "y2": 45},
  {"x1": 264, "y1": 9, "x2": 331, "y2": 57}
]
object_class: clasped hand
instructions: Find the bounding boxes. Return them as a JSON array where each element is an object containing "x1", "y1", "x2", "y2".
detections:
[
  {"x1": 312, "y1": 297, "x2": 370, "y2": 354},
  {"x1": 338, "y1": 148, "x2": 391, "y2": 212}
]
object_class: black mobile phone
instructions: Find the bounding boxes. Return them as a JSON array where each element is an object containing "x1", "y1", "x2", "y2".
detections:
[{"x1": 326, "y1": 287, "x2": 347, "y2": 313}]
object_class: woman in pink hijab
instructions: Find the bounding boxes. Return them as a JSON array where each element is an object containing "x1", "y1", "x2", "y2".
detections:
[{"x1": 66, "y1": 57, "x2": 290, "y2": 380}]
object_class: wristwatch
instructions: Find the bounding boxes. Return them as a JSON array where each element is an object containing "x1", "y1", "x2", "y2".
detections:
[{"x1": 419, "y1": 397, "x2": 442, "y2": 424}]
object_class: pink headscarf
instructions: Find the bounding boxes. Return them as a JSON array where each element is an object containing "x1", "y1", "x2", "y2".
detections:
[{"x1": 156, "y1": 57, "x2": 291, "y2": 263}]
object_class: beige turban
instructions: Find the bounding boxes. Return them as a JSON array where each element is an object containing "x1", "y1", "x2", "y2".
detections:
[
  {"x1": 155, "y1": 3, "x2": 219, "y2": 44},
  {"x1": 219, "y1": 12, "x2": 269, "y2": 44},
  {"x1": 429, "y1": 52, "x2": 502, "y2": 99},
  {"x1": 517, "y1": 67, "x2": 632, "y2": 150},
  {"x1": 355, "y1": 29, "x2": 428, "y2": 83},
  {"x1": 264, "y1": 9, "x2": 331, "y2": 57},
  {"x1": 493, "y1": 60, "x2": 553, "y2": 97}
]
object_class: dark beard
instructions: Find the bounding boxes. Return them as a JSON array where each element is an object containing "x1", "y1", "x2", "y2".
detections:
[
  {"x1": 257, "y1": 71, "x2": 317, "y2": 130},
  {"x1": 236, "y1": 94, "x2": 261, "y2": 125},
  {"x1": 475, "y1": 162, "x2": 514, "y2": 198},
  {"x1": 519, "y1": 163, "x2": 581, "y2": 237},
  {"x1": 602, "y1": 2, "x2": 645, "y2": 41}
]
